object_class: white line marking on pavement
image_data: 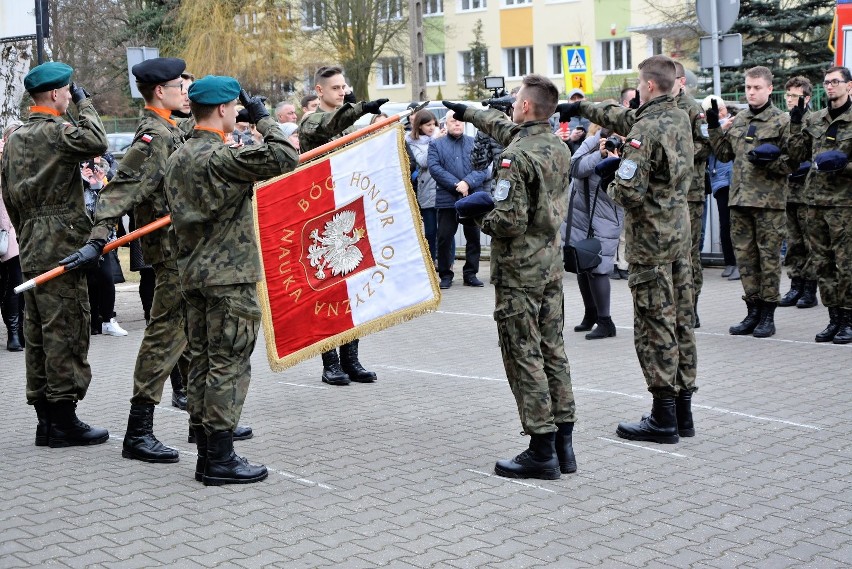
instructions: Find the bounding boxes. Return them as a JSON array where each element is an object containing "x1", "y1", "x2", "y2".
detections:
[
  {"x1": 276, "y1": 381, "x2": 330, "y2": 389},
  {"x1": 692, "y1": 404, "x2": 822, "y2": 430},
  {"x1": 375, "y1": 364, "x2": 504, "y2": 381},
  {"x1": 599, "y1": 437, "x2": 688, "y2": 458},
  {"x1": 269, "y1": 468, "x2": 336, "y2": 490},
  {"x1": 574, "y1": 387, "x2": 645, "y2": 399},
  {"x1": 465, "y1": 469, "x2": 555, "y2": 493},
  {"x1": 437, "y1": 310, "x2": 492, "y2": 318},
  {"x1": 692, "y1": 330, "x2": 850, "y2": 347}
]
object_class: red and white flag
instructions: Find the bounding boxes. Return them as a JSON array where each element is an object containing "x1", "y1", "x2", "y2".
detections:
[{"x1": 253, "y1": 125, "x2": 440, "y2": 371}]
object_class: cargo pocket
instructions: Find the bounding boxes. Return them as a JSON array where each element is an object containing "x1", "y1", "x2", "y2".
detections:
[
  {"x1": 58, "y1": 283, "x2": 89, "y2": 358},
  {"x1": 223, "y1": 300, "x2": 262, "y2": 360},
  {"x1": 494, "y1": 294, "x2": 526, "y2": 351},
  {"x1": 628, "y1": 267, "x2": 664, "y2": 316}
]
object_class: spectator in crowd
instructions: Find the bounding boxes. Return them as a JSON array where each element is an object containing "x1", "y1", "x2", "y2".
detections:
[
  {"x1": 567, "y1": 124, "x2": 624, "y2": 340},
  {"x1": 278, "y1": 122, "x2": 300, "y2": 151},
  {"x1": 428, "y1": 110, "x2": 487, "y2": 289},
  {"x1": 406, "y1": 110, "x2": 442, "y2": 264},
  {"x1": 232, "y1": 110, "x2": 254, "y2": 145},
  {"x1": 554, "y1": 88, "x2": 590, "y2": 154},
  {"x1": 609, "y1": 88, "x2": 637, "y2": 280},
  {"x1": 275, "y1": 101, "x2": 298, "y2": 123},
  {"x1": 300, "y1": 93, "x2": 319, "y2": 117},
  {"x1": 702, "y1": 96, "x2": 738, "y2": 280},
  {"x1": 0, "y1": 121, "x2": 24, "y2": 351}
]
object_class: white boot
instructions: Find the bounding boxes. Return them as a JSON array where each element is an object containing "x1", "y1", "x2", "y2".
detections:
[{"x1": 102, "y1": 318, "x2": 128, "y2": 337}]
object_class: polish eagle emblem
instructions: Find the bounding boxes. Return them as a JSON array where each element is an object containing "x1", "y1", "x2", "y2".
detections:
[{"x1": 307, "y1": 210, "x2": 366, "y2": 280}]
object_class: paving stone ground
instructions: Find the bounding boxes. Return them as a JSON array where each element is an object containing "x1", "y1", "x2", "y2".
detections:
[{"x1": 1, "y1": 264, "x2": 850, "y2": 568}]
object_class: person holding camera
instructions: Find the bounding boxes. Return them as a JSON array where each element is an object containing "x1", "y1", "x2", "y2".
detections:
[{"x1": 567, "y1": 124, "x2": 625, "y2": 340}]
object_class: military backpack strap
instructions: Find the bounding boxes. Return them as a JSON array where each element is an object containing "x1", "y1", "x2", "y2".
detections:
[
  {"x1": 584, "y1": 177, "x2": 600, "y2": 240},
  {"x1": 744, "y1": 124, "x2": 757, "y2": 144}
]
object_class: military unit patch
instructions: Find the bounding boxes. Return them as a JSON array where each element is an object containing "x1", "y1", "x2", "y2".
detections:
[
  {"x1": 617, "y1": 159, "x2": 638, "y2": 180},
  {"x1": 494, "y1": 179, "x2": 511, "y2": 201}
]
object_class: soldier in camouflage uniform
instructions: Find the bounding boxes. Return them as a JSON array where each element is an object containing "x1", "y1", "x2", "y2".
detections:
[
  {"x1": 707, "y1": 66, "x2": 791, "y2": 339},
  {"x1": 559, "y1": 55, "x2": 697, "y2": 444},
  {"x1": 443, "y1": 74, "x2": 576, "y2": 480},
  {"x1": 298, "y1": 65, "x2": 387, "y2": 386},
  {"x1": 164, "y1": 75, "x2": 299, "y2": 484},
  {"x1": 673, "y1": 62, "x2": 711, "y2": 327},
  {"x1": 0, "y1": 62, "x2": 109, "y2": 447},
  {"x1": 786, "y1": 66, "x2": 852, "y2": 344},
  {"x1": 779, "y1": 76, "x2": 819, "y2": 309}
]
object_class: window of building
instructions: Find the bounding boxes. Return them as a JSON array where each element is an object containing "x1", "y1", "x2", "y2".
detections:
[
  {"x1": 503, "y1": 0, "x2": 531, "y2": 6},
  {"x1": 549, "y1": 42, "x2": 580, "y2": 76},
  {"x1": 458, "y1": 50, "x2": 489, "y2": 82},
  {"x1": 377, "y1": 57, "x2": 405, "y2": 87},
  {"x1": 378, "y1": 0, "x2": 403, "y2": 20},
  {"x1": 458, "y1": 0, "x2": 487, "y2": 12},
  {"x1": 424, "y1": 0, "x2": 444, "y2": 15},
  {"x1": 426, "y1": 54, "x2": 446, "y2": 84},
  {"x1": 600, "y1": 38, "x2": 631, "y2": 72},
  {"x1": 505, "y1": 47, "x2": 533, "y2": 78},
  {"x1": 652, "y1": 37, "x2": 664, "y2": 56},
  {"x1": 301, "y1": 0, "x2": 324, "y2": 29}
]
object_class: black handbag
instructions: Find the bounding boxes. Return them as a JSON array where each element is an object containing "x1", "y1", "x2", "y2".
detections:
[{"x1": 563, "y1": 177, "x2": 603, "y2": 273}]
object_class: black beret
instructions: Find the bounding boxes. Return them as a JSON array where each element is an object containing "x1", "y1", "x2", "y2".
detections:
[
  {"x1": 455, "y1": 192, "x2": 495, "y2": 218},
  {"x1": 788, "y1": 161, "x2": 811, "y2": 183},
  {"x1": 746, "y1": 143, "x2": 781, "y2": 166},
  {"x1": 813, "y1": 150, "x2": 848, "y2": 173},
  {"x1": 132, "y1": 57, "x2": 186, "y2": 85}
]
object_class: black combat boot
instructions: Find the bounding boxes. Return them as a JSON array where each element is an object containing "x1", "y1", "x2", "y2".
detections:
[
  {"x1": 321, "y1": 349, "x2": 350, "y2": 385},
  {"x1": 192, "y1": 425, "x2": 207, "y2": 482},
  {"x1": 815, "y1": 307, "x2": 841, "y2": 343},
  {"x1": 574, "y1": 310, "x2": 596, "y2": 332},
  {"x1": 555, "y1": 423, "x2": 577, "y2": 474},
  {"x1": 796, "y1": 280, "x2": 818, "y2": 308},
  {"x1": 832, "y1": 308, "x2": 852, "y2": 344},
  {"x1": 48, "y1": 401, "x2": 109, "y2": 447},
  {"x1": 676, "y1": 391, "x2": 695, "y2": 437},
  {"x1": 189, "y1": 424, "x2": 252, "y2": 443},
  {"x1": 494, "y1": 432, "x2": 561, "y2": 480},
  {"x1": 340, "y1": 340, "x2": 377, "y2": 383},
  {"x1": 752, "y1": 301, "x2": 777, "y2": 338},
  {"x1": 729, "y1": 300, "x2": 761, "y2": 335},
  {"x1": 616, "y1": 397, "x2": 679, "y2": 444},
  {"x1": 34, "y1": 400, "x2": 50, "y2": 446},
  {"x1": 170, "y1": 366, "x2": 187, "y2": 410},
  {"x1": 779, "y1": 277, "x2": 804, "y2": 307},
  {"x1": 203, "y1": 430, "x2": 268, "y2": 486},
  {"x1": 3, "y1": 291, "x2": 22, "y2": 351},
  {"x1": 585, "y1": 316, "x2": 616, "y2": 340},
  {"x1": 122, "y1": 404, "x2": 179, "y2": 463}
]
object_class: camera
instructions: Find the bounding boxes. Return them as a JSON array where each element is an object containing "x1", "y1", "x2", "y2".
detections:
[
  {"x1": 604, "y1": 135, "x2": 623, "y2": 153},
  {"x1": 482, "y1": 94, "x2": 515, "y2": 113}
]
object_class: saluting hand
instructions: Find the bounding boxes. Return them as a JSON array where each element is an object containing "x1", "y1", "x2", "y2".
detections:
[
  {"x1": 70, "y1": 82, "x2": 90, "y2": 104},
  {"x1": 789, "y1": 96, "x2": 806, "y2": 125},
  {"x1": 555, "y1": 102, "x2": 581, "y2": 123},
  {"x1": 363, "y1": 98, "x2": 389, "y2": 114}
]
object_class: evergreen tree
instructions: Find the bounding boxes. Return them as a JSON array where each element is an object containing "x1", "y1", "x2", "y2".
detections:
[{"x1": 462, "y1": 20, "x2": 490, "y2": 100}]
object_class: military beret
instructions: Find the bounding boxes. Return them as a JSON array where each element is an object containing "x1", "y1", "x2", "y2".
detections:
[
  {"x1": 746, "y1": 143, "x2": 781, "y2": 166},
  {"x1": 788, "y1": 161, "x2": 811, "y2": 183},
  {"x1": 24, "y1": 62, "x2": 73, "y2": 93},
  {"x1": 187, "y1": 75, "x2": 241, "y2": 105},
  {"x1": 813, "y1": 150, "x2": 849, "y2": 173},
  {"x1": 131, "y1": 57, "x2": 186, "y2": 85},
  {"x1": 455, "y1": 191, "x2": 495, "y2": 218}
]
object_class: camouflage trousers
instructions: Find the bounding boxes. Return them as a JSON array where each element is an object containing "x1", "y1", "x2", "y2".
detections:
[
  {"x1": 689, "y1": 200, "x2": 705, "y2": 300},
  {"x1": 494, "y1": 280, "x2": 576, "y2": 435},
  {"x1": 730, "y1": 206, "x2": 786, "y2": 303},
  {"x1": 628, "y1": 259, "x2": 697, "y2": 397},
  {"x1": 22, "y1": 270, "x2": 92, "y2": 404},
  {"x1": 807, "y1": 206, "x2": 852, "y2": 309},
  {"x1": 785, "y1": 202, "x2": 815, "y2": 280},
  {"x1": 182, "y1": 283, "x2": 261, "y2": 434},
  {"x1": 130, "y1": 261, "x2": 188, "y2": 405}
]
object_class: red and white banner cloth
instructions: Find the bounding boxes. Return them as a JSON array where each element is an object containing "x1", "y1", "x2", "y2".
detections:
[{"x1": 253, "y1": 124, "x2": 440, "y2": 371}]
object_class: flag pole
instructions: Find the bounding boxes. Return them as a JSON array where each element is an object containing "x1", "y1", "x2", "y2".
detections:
[{"x1": 15, "y1": 103, "x2": 429, "y2": 294}]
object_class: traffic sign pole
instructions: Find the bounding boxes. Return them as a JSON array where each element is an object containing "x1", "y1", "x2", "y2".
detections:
[{"x1": 711, "y1": 0, "x2": 721, "y2": 94}]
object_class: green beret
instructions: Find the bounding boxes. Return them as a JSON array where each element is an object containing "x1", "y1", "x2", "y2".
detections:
[
  {"x1": 187, "y1": 75, "x2": 241, "y2": 105},
  {"x1": 24, "y1": 62, "x2": 73, "y2": 93}
]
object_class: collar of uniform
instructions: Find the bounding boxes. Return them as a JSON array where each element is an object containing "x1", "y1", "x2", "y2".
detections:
[
  {"x1": 745, "y1": 102, "x2": 776, "y2": 121},
  {"x1": 193, "y1": 126, "x2": 227, "y2": 143},
  {"x1": 518, "y1": 120, "x2": 551, "y2": 138},
  {"x1": 636, "y1": 94, "x2": 674, "y2": 117},
  {"x1": 29, "y1": 106, "x2": 61, "y2": 117},
  {"x1": 144, "y1": 105, "x2": 177, "y2": 126}
]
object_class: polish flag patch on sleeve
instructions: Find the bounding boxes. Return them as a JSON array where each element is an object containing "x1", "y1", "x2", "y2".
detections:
[
  {"x1": 629, "y1": 139, "x2": 642, "y2": 149},
  {"x1": 141, "y1": 134, "x2": 153, "y2": 143},
  {"x1": 501, "y1": 158, "x2": 512, "y2": 168}
]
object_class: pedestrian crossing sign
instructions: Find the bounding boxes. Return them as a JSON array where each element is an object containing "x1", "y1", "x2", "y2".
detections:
[{"x1": 561, "y1": 46, "x2": 593, "y2": 96}]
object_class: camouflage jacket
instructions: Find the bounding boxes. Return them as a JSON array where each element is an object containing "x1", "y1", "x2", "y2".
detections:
[
  {"x1": 0, "y1": 100, "x2": 108, "y2": 273},
  {"x1": 465, "y1": 108, "x2": 571, "y2": 287},
  {"x1": 708, "y1": 103, "x2": 791, "y2": 210},
  {"x1": 299, "y1": 102, "x2": 367, "y2": 153},
  {"x1": 580, "y1": 95, "x2": 693, "y2": 264},
  {"x1": 676, "y1": 92, "x2": 711, "y2": 202},
  {"x1": 164, "y1": 116, "x2": 299, "y2": 290},
  {"x1": 92, "y1": 109, "x2": 190, "y2": 265},
  {"x1": 787, "y1": 105, "x2": 852, "y2": 207}
]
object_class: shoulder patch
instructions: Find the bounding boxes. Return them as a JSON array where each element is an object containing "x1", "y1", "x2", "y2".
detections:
[
  {"x1": 629, "y1": 139, "x2": 641, "y2": 149},
  {"x1": 494, "y1": 179, "x2": 511, "y2": 201},
  {"x1": 616, "y1": 159, "x2": 638, "y2": 180},
  {"x1": 501, "y1": 158, "x2": 512, "y2": 168},
  {"x1": 141, "y1": 134, "x2": 153, "y2": 143}
]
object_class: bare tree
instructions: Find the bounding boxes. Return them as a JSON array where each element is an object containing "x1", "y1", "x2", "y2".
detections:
[{"x1": 0, "y1": 42, "x2": 33, "y2": 125}]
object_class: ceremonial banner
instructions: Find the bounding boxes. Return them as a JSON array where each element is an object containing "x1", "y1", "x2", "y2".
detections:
[{"x1": 253, "y1": 124, "x2": 441, "y2": 371}]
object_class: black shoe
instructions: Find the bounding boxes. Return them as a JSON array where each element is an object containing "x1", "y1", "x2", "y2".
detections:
[
  {"x1": 616, "y1": 397, "x2": 679, "y2": 444},
  {"x1": 796, "y1": 280, "x2": 818, "y2": 308},
  {"x1": 189, "y1": 425, "x2": 252, "y2": 443},
  {"x1": 203, "y1": 431, "x2": 267, "y2": 486},
  {"x1": 574, "y1": 311, "x2": 596, "y2": 332},
  {"x1": 729, "y1": 300, "x2": 761, "y2": 335},
  {"x1": 618, "y1": 269, "x2": 629, "y2": 279},
  {"x1": 6, "y1": 330, "x2": 22, "y2": 351},
  {"x1": 48, "y1": 401, "x2": 109, "y2": 447},
  {"x1": 494, "y1": 432, "x2": 561, "y2": 480},
  {"x1": 676, "y1": 391, "x2": 695, "y2": 437},
  {"x1": 585, "y1": 316, "x2": 616, "y2": 340},
  {"x1": 555, "y1": 423, "x2": 577, "y2": 474},
  {"x1": 340, "y1": 339, "x2": 377, "y2": 382},
  {"x1": 122, "y1": 404, "x2": 179, "y2": 463},
  {"x1": 832, "y1": 308, "x2": 852, "y2": 344},
  {"x1": 34, "y1": 400, "x2": 50, "y2": 446},
  {"x1": 816, "y1": 307, "x2": 841, "y2": 343},
  {"x1": 752, "y1": 302, "x2": 777, "y2": 338},
  {"x1": 321, "y1": 349, "x2": 351, "y2": 385},
  {"x1": 171, "y1": 389, "x2": 187, "y2": 411},
  {"x1": 192, "y1": 425, "x2": 206, "y2": 482},
  {"x1": 463, "y1": 276, "x2": 484, "y2": 287},
  {"x1": 609, "y1": 269, "x2": 622, "y2": 280},
  {"x1": 779, "y1": 277, "x2": 804, "y2": 307},
  {"x1": 439, "y1": 277, "x2": 452, "y2": 289},
  {"x1": 721, "y1": 265, "x2": 734, "y2": 278}
]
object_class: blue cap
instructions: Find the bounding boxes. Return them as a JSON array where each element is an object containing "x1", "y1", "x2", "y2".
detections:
[
  {"x1": 187, "y1": 75, "x2": 241, "y2": 105},
  {"x1": 24, "y1": 62, "x2": 73, "y2": 93},
  {"x1": 455, "y1": 192, "x2": 495, "y2": 218},
  {"x1": 813, "y1": 150, "x2": 848, "y2": 173},
  {"x1": 746, "y1": 143, "x2": 781, "y2": 166},
  {"x1": 788, "y1": 161, "x2": 811, "y2": 183}
]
